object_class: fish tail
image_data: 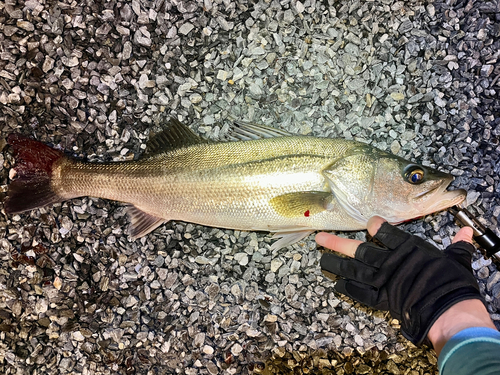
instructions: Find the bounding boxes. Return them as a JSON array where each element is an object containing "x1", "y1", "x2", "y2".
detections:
[{"x1": 4, "y1": 134, "x2": 67, "y2": 214}]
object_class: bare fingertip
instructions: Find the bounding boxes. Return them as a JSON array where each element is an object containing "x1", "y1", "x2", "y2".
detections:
[
  {"x1": 462, "y1": 226, "x2": 473, "y2": 237},
  {"x1": 315, "y1": 232, "x2": 328, "y2": 246},
  {"x1": 453, "y1": 226, "x2": 474, "y2": 244},
  {"x1": 367, "y1": 216, "x2": 387, "y2": 236}
]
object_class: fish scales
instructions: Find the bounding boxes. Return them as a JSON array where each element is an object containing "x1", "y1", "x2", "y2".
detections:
[
  {"x1": 53, "y1": 136, "x2": 358, "y2": 231},
  {"x1": 4, "y1": 119, "x2": 466, "y2": 249}
]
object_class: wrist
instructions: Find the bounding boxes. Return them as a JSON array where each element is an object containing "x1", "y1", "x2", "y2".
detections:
[{"x1": 427, "y1": 299, "x2": 496, "y2": 355}]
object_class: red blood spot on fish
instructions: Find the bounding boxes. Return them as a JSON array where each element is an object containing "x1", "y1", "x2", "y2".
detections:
[{"x1": 304, "y1": 210, "x2": 310, "y2": 217}]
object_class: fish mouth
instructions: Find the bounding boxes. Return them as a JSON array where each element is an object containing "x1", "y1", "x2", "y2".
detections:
[{"x1": 414, "y1": 177, "x2": 466, "y2": 214}]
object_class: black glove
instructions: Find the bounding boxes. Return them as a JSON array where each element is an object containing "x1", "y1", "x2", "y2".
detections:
[{"x1": 320, "y1": 222, "x2": 484, "y2": 345}]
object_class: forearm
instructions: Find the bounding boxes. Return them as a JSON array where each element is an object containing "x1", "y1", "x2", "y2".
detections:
[{"x1": 427, "y1": 299, "x2": 496, "y2": 355}]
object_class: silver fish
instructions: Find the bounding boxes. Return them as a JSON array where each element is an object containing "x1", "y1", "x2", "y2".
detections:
[{"x1": 4, "y1": 119, "x2": 465, "y2": 249}]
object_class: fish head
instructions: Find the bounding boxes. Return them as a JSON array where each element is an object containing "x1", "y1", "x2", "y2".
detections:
[{"x1": 324, "y1": 145, "x2": 466, "y2": 226}]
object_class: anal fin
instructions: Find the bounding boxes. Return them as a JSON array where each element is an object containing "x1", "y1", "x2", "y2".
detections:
[{"x1": 127, "y1": 206, "x2": 166, "y2": 240}]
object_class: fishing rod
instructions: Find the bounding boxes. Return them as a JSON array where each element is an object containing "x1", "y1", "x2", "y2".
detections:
[{"x1": 449, "y1": 204, "x2": 500, "y2": 263}]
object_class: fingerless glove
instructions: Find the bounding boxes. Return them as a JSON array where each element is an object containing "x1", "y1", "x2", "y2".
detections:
[{"x1": 320, "y1": 223, "x2": 484, "y2": 344}]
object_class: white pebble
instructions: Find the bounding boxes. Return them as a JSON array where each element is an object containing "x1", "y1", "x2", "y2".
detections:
[
  {"x1": 270, "y1": 259, "x2": 283, "y2": 272},
  {"x1": 231, "y1": 343, "x2": 243, "y2": 356},
  {"x1": 179, "y1": 22, "x2": 194, "y2": 35},
  {"x1": 203, "y1": 345, "x2": 214, "y2": 355},
  {"x1": 72, "y1": 331, "x2": 85, "y2": 342}
]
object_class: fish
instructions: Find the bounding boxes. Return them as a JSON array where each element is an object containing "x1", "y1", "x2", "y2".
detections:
[{"x1": 3, "y1": 119, "x2": 466, "y2": 250}]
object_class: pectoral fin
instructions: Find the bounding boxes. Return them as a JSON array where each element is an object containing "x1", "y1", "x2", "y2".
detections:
[
  {"x1": 269, "y1": 191, "x2": 333, "y2": 218},
  {"x1": 127, "y1": 206, "x2": 166, "y2": 239}
]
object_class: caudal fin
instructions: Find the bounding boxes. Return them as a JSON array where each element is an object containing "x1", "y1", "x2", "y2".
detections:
[{"x1": 4, "y1": 134, "x2": 66, "y2": 214}]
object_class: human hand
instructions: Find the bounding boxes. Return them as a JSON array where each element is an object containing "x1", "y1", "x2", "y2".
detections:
[{"x1": 316, "y1": 217, "x2": 485, "y2": 345}]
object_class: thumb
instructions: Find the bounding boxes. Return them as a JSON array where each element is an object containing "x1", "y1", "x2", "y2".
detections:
[
  {"x1": 452, "y1": 226, "x2": 473, "y2": 244},
  {"x1": 366, "y1": 216, "x2": 387, "y2": 237}
]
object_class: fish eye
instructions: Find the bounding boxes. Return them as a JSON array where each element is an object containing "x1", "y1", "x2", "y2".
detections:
[{"x1": 405, "y1": 166, "x2": 425, "y2": 184}]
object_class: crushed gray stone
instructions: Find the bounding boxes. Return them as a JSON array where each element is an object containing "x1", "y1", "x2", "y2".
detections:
[{"x1": 1, "y1": 0, "x2": 499, "y2": 374}]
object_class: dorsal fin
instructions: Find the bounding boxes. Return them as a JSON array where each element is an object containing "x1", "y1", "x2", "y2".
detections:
[
  {"x1": 226, "y1": 120, "x2": 293, "y2": 141},
  {"x1": 145, "y1": 118, "x2": 207, "y2": 154}
]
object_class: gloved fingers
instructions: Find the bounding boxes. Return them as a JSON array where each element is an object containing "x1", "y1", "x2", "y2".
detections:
[
  {"x1": 335, "y1": 279, "x2": 387, "y2": 310},
  {"x1": 373, "y1": 222, "x2": 412, "y2": 249},
  {"x1": 320, "y1": 252, "x2": 377, "y2": 284},
  {"x1": 445, "y1": 240, "x2": 476, "y2": 257},
  {"x1": 355, "y1": 242, "x2": 392, "y2": 268},
  {"x1": 315, "y1": 232, "x2": 362, "y2": 258},
  {"x1": 444, "y1": 241, "x2": 476, "y2": 269}
]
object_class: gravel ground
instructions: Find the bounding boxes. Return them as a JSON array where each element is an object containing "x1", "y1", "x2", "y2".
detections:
[{"x1": 0, "y1": 0, "x2": 499, "y2": 374}]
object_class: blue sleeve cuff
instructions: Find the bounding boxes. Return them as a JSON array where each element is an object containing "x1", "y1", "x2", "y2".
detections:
[{"x1": 438, "y1": 327, "x2": 500, "y2": 373}]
